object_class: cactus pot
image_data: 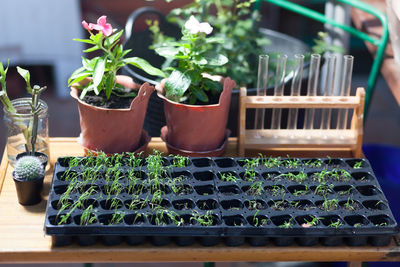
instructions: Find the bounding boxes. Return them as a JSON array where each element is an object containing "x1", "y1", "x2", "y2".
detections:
[
  {"x1": 12, "y1": 172, "x2": 44, "y2": 205},
  {"x1": 16, "y1": 151, "x2": 48, "y2": 170}
]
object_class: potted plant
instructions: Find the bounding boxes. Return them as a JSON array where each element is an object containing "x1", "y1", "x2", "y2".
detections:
[
  {"x1": 69, "y1": 16, "x2": 165, "y2": 154},
  {"x1": 12, "y1": 155, "x2": 45, "y2": 205},
  {"x1": 154, "y1": 16, "x2": 236, "y2": 156},
  {"x1": 0, "y1": 63, "x2": 49, "y2": 166}
]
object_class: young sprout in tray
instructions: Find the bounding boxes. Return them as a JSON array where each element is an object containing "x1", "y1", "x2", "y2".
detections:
[
  {"x1": 171, "y1": 155, "x2": 189, "y2": 168},
  {"x1": 301, "y1": 215, "x2": 322, "y2": 228},
  {"x1": 279, "y1": 218, "x2": 294, "y2": 229},
  {"x1": 109, "y1": 211, "x2": 125, "y2": 225},
  {"x1": 219, "y1": 172, "x2": 238, "y2": 182},
  {"x1": 328, "y1": 219, "x2": 343, "y2": 228},
  {"x1": 247, "y1": 181, "x2": 264, "y2": 196},
  {"x1": 353, "y1": 160, "x2": 363, "y2": 169},
  {"x1": 191, "y1": 210, "x2": 215, "y2": 227},
  {"x1": 321, "y1": 197, "x2": 339, "y2": 211},
  {"x1": 80, "y1": 205, "x2": 97, "y2": 225}
]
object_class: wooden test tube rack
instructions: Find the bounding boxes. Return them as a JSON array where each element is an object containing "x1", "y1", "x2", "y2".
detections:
[{"x1": 238, "y1": 87, "x2": 365, "y2": 157}]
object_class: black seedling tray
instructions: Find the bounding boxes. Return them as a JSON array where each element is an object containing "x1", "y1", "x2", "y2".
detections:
[{"x1": 45, "y1": 156, "x2": 399, "y2": 247}]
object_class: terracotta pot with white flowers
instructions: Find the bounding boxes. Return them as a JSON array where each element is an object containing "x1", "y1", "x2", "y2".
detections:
[
  {"x1": 155, "y1": 16, "x2": 236, "y2": 156},
  {"x1": 69, "y1": 16, "x2": 166, "y2": 154}
]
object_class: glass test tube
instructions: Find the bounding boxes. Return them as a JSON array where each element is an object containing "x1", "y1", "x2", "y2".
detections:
[
  {"x1": 321, "y1": 55, "x2": 337, "y2": 130},
  {"x1": 271, "y1": 54, "x2": 287, "y2": 130},
  {"x1": 287, "y1": 54, "x2": 305, "y2": 130},
  {"x1": 254, "y1": 55, "x2": 269, "y2": 129},
  {"x1": 304, "y1": 54, "x2": 321, "y2": 130},
  {"x1": 336, "y1": 55, "x2": 354, "y2": 130}
]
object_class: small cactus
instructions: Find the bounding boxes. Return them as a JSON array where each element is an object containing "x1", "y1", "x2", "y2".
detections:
[{"x1": 14, "y1": 156, "x2": 44, "y2": 180}]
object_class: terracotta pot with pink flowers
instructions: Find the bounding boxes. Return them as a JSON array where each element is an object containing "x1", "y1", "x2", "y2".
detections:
[
  {"x1": 69, "y1": 16, "x2": 165, "y2": 154},
  {"x1": 154, "y1": 16, "x2": 236, "y2": 156}
]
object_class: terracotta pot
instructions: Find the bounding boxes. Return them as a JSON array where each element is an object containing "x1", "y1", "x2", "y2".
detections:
[
  {"x1": 157, "y1": 77, "x2": 236, "y2": 152},
  {"x1": 70, "y1": 75, "x2": 154, "y2": 154}
]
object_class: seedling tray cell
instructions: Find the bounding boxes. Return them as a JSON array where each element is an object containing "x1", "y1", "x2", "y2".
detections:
[{"x1": 45, "y1": 156, "x2": 398, "y2": 247}]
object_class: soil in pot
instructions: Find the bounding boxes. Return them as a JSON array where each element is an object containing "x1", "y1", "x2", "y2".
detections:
[{"x1": 82, "y1": 90, "x2": 136, "y2": 109}]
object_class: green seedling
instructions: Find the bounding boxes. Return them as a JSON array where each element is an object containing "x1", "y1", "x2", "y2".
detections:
[
  {"x1": 328, "y1": 219, "x2": 343, "y2": 228},
  {"x1": 301, "y1": 215, "x2": 322, "y2": 228},
  {"x1": 269, "y1": 184, "x2": 286, "y2": 197},
  {"x1": 219, "y1": 172, "x2": 238, "y2": 182},
  {"x1": 128, "y1": 196, "x2": 148, "y2": 210},
  {"x1": 282, "y1": 157, "x2": 301, "y2": 169},
  {"x1": 191, "y1": 210, "x2": 215, "y2": 227},
  {"x1": 243, "y1": 168, "x2": 257, "y2": 182},
  {"x1": 312, "y1": 167, "x2": 329, "y2": 183},
  {"x1": 293, "y1": 185, "x2": 308, "y2": 196},
  {"x1": 314, "y1": 182, "x2": 334, "y2": 197},
  {"x1": 353, "y1": 223, "x2": 362, "y2": 227},
  {"x1": 80, "y1": 205, "x2": 97, "y2": 225},
  {"x1": 109, "y1": 211, "x2": 125, "y2": 225},
  {"x1": 278, "y1": 218, "x2": 294, "y2": 228},
  {"x1": 322, "y1": 197, "x2": 339, "y2": 211},
  {"x1": 343, "y1": 197, "x2": 356, "y2": 211},
  {"x1": 171, "y1": 155, "x2": 189, "y2": 168},
  {"x1": 252, "y1": 211, "x2": 269, "y2": 227},
  {"x1": 353, "y1": 161, "x2": 363, "y2": 169},
  {"x1": 168, "y1": 210, "x2": 185, "y2": 226},
  {"x1": 247, "y1": 181, "x2": 264, "y2": 196},
  {"x1": 338, "y1": 187, "x2": 354, "y2": 196},
  {"x1": 262, "y1": 155, "x2": 282, "y2": 168},
  {"x1": 305, "y1": 159, "x2": 323, "y2": 168},
  {"x1": 241, "y1": 158, "x2": 259, "y2": 168}
]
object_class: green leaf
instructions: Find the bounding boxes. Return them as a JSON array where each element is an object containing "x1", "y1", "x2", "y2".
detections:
[
  {"x1": 92, "y1": 57, "x2": 105, "y2": 92},
  {"x1": 203, "y1": 79, "x2": 223, "y2": 93},
  {"x1": 205, "y1": 37, "x2": 225, "y2": 44},
  {"x1": 191, "y1": 86, "x2": 209, "y2": 103},
  {"x1": 193, "y1": 56, "x2": 207, "y2": 65},
  {"x1": 164, "y1": 70, "x2": 192, "y2": 101},
  {"x1": 92, "y1": 33, "x2": 103, "y2": 43},
  {"x1": 83, "y1": 45, "x2": 100, "y2": 53},
  {"x1": 68, "y1": 73, "x2": 91, "y2": 87},
  {"x1": 155, "y1": 47, "x2": 180, "y2": 58},
  {"x1": 203, "y1": 52, "x2": 228, "y2": 66},
  {"x1": 124, "y1": 57, "x2": 166, "y2": 77},
  {"x1": 105, "y1": 75, "x2": 114, "y2": 100},
  {"x1": 105, "y1": 30, "x2": 123, "y2": 47},
  {"x1": 16, "y1": 67, "x2": 32, "y2": 94},
  {"x1": 82, "y1": 57, "x2": 97, "y2": 71},
  {"x1": 73, "y1": 38, "x2": 95, "y2": 45}
]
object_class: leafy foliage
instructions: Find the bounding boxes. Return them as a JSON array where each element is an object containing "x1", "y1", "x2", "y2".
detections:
[{"x1": 69, "y1": 16, "x2": 165, "y2": 100}]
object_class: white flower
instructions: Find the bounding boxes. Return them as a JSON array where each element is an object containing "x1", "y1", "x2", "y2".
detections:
[{"x1": 184, "y1": 15, "x2": 213, "y2": 35}]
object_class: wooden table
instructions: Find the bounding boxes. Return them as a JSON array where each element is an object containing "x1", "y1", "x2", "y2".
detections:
[
  {"x1": 351, "y1": 0, "x2": 400, "y2": 105},
  {"x1": 0, "y1": 137, "x2": 400, "y2": 265}
]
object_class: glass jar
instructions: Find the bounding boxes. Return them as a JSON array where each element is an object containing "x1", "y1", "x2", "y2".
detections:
[{"x1": 3, "y1": 98, "x2": 49, "y2": 166}]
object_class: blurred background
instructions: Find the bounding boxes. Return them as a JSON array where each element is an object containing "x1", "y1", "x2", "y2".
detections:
[{"x1": 1, "y1": 0, "x2": 399, "y2": 157}]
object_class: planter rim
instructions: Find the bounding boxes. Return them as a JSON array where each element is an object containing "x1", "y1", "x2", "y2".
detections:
[
  {"x1": 156, "y1": 77, "x2": 235, "y2": 108},
  {"x1": 3, "y1": 98, "x2": 48, "y2": 117},
  {"x1": 70, "y1": 75, "x2": 151, "y2": 112}
]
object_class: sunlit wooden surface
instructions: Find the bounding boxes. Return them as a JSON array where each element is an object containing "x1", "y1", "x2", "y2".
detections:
[{"x1": 0, "y1": 137, "x2": 399, "y2": 263}]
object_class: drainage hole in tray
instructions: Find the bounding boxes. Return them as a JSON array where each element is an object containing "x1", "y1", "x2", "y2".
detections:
[
  {"x1": 192, "y1": 158, "x2": 214, "y2": 167},
  {"x1": 124, "y1": 213, "x2": 146, "y2": 225},
  {"x1": 220, "y1": 199, "x2": 243, "y2": 211},
  {"x1": 244, "y1": 199, "x2": 267, "y2": 210},
  {"x1": 148, "y1": 212, "x2": 172, "y2": 226},
  {"x1": 368, "y1": 214, "x2": 395, "y2": 227},
  {"x1": 215, "y1": 158, "x2": 237, "y2": 168},
  {"x1": 196, "y1": 199, "x2": 219, "y2": 210},
  {"x1": 223, "y1": 215, "x2": 247, "y2": 226},
  {"x1": 172, "y1": 199, "x2": 195, "y2": 210},
  {"x1": 170, "y1": 171, "x2": 192, "y2": 180},
  {"x1": 218, "y1": 185, "x2": 242, "y2": 196},
  {"x1": 193, "y1": 171, "x2": 215, "y2": 181},
  {"x1": 344, "y1": 215, "x2": 369, "y2": 227},
  {"x1": 194, "y1": 185, "x2": 215, "y2": 195},
  {"x1": 363, "y1": 200, "x2": 388, "y2": 210},
  {"x1": 357, "y1": 185, "x2": 381, "y2": 196},
  {"x1": 352, "y1": 172, "x2": 373, "y2": 182},
  {"x1": 247, "y1": 214, "x2": 270, "y2": 227}
]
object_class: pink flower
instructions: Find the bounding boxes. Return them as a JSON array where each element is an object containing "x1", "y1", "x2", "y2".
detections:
[
  {"x1": 184, "y1": 16, "x2": 213, "y2": 35},
  {"x1": 82, "y1": 20, "x2": 93, "y2": 31},
  {"x1": 81, "y1": 15, "x2": 113, "y2": 37}
]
